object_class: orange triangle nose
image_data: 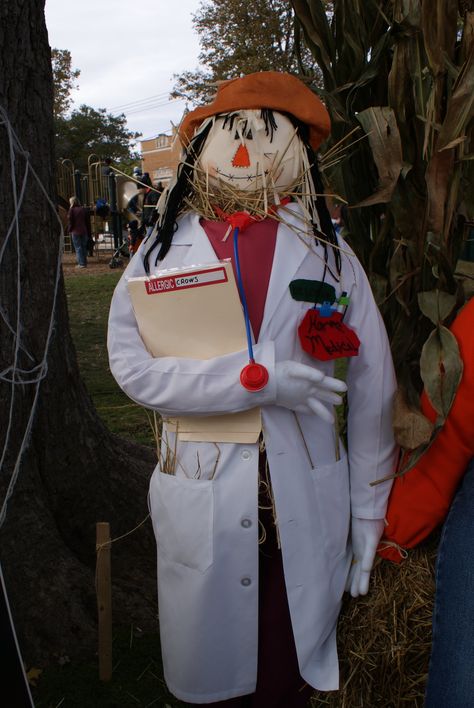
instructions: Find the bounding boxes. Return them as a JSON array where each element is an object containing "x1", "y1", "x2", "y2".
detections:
[{"x1": 232, "y1": 143, "x2": 251, "y2": 168}]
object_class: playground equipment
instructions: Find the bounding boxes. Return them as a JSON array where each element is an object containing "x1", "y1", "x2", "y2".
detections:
[{"x1": 56, "y1": 156, "x2": 145, "y2": 255}]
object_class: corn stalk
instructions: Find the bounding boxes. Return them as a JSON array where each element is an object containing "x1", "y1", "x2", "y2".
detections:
[{"x1": 292, "y1": 0, "x2": 474, "y2": 458}]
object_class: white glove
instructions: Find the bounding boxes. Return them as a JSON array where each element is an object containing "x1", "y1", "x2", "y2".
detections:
[
  {"x1": 275, "y1": 360, "x2": 347, "y2": 423},
  {"x1": 345, "y1": 517, "x2": 385, "y2": 597}
]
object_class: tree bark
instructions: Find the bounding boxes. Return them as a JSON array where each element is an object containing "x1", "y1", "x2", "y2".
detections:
[{"x1": 0, "y1": 0, "x2": 156, "y2": 665}]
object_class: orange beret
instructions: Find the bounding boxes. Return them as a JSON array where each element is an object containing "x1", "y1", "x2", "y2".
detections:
[{"x1": 179, "y1": 71, "x2": 331, "y2": 152}]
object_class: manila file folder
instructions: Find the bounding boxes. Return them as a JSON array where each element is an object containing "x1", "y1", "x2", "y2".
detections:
[{"x1": 127, "y1": 261, "x2": 261, "y2": 443}]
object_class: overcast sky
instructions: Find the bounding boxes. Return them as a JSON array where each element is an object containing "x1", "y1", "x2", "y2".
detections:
[{"x1": 45, "y1": 0, "x2": 202, "y2": 142}]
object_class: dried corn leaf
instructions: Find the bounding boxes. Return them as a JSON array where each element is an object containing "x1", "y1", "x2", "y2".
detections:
[
  {"x1": 393, "y1": 0, "x2": 421, "y2": 26},
  {"x1": 336, "y1": 3, "x2": 367, "y2": 80},
  {"x1": 420, "y1": 0, "x2": 458, "y2": 75},
  {"x1": 460, "y1": 11, "x2": 474, "y2": 61},
  {"x1": 425, "y1": 148, "x2": 455, "y2": 234},
  {"x1": 387, "y1": 38, "x2": 407, "y2": 123},
  {"x1": 420, "y1": 325, "x2": 463, "y2": 417},
  {"x1": 346, "y1": 31, "x2": 394, "y2": 112},
  {"x1": 417, "y1": 289, "x2": 457, "y2": 324},
  {"x1": 291, "y1": 0, "x2": 336, "y2": 88},
  {"x1": 444, "y1": 167, "x2": 461, "y2": 237},
  {"x1": 461, "y1": 152, "x2": 474, "y2": 220},
  {"x1": 355, "y1": 107, "x2": 403, "y2": 206},
  {"x1": 437, "y1": 46, "x2": 474, "y2": 151}
]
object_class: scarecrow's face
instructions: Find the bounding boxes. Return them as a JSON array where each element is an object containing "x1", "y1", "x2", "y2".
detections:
[{"x1": 197, "y1": 110, "x2": 303, "y2": 193}]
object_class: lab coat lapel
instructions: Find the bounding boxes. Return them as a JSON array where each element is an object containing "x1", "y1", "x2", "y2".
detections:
[
  {"x1": 259, "y1": 205, "x2": 312, "y2": 339},
  {"x1": 176, "y1": 213, "x2": 219, "y2": 266}
]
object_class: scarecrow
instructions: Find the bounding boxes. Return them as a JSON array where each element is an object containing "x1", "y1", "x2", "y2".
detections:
[{"x1": 108, "y1": 72, "x2": 397, "y2": 706}]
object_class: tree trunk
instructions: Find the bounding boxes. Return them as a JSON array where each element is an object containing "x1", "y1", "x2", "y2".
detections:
[{"x1": 0, "y1": 0, "x2": 157, "y2": 665}]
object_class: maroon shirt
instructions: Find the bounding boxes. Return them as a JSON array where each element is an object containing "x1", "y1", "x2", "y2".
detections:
[
  {"x1": 201, "y1": 218, "x2": 278, "y2": 342},
  {"x1": 68, "y1": 206, "x2": 91, "y2": 237}
]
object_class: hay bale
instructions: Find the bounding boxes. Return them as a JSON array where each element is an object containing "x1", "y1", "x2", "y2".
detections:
[{"x1": 311, "y1": 536, "x2": 438, "y2": 707}]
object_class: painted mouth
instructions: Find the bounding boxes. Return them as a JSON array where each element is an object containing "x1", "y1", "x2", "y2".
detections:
[{"x1": 215, "y1": 167, "x2": 271, "y2": 181}]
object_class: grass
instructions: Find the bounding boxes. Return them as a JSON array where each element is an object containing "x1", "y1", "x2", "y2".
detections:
[
  {"x1": 33, "y1": 629, "x2": 184, "y2": 708},
  {"x1": 65, "y1": 272, "x2": 156, "y2": 447}
]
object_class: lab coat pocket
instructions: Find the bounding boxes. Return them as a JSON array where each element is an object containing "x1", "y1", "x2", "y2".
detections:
[
  {"x1": 149, "y1": 469, "x2": 214, "y2": 573},
  {"x1": 312, "y1": 456, "x2": 350, "y2": 559}
]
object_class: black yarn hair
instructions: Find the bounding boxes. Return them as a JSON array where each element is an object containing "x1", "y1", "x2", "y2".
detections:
[
  {"x1": 221, "y1": 109, "x2": 278, "y2": 142},
  {"x1": 143, "y1": 109, "x2": 341, "y2": 276},
  {"x1": 309, "y1": 149, "x2": 342, "y2": 276},
  {"x1": 286, "y1": 115, "x2": 341, "y2": 277},
  {"x1": 143, "y1": 121, "x2": 214, "y2": 273}
]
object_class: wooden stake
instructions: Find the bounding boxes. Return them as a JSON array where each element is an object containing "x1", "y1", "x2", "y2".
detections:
[{"x1": 96, "y1": 522, "x2": 112, "y2": 682}]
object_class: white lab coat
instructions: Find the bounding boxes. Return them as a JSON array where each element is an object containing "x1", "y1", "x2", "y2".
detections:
[{"x1": 107, "y1": 203, "x2": 397, "y2": 704}]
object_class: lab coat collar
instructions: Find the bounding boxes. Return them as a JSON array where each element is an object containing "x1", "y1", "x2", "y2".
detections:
[{"x1": 174, "y1": 212, "x2": 218, "y2": 265}]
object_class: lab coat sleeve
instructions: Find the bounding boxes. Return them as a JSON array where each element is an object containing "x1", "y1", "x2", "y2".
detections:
[
  {"x1": 344, "y1": 256, "x2": 398, "y2": 520},
  {"x1": 107, "y1": 253, "x2": 277, "y2": 417}
]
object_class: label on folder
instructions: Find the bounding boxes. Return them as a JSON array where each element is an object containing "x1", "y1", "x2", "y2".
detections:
[{"x1": 145, "y1": 266, "x2": 228, "y2": 294}]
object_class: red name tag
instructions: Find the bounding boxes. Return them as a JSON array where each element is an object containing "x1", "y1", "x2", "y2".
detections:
[{"x1": 298, "y1": 309, "x2": 360, "y2": 361}]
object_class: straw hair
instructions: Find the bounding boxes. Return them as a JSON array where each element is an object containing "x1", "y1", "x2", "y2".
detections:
[{"x1": 179, "y1": 72, "x2": 331, "y2": 151}]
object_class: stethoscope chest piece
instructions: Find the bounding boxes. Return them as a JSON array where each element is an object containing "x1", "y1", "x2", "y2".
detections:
[{"x1": 240, "y1": 361, "x2": 269, "y2": 392}]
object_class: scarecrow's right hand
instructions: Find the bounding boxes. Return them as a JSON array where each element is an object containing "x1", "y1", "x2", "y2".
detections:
[{"x1": 275, "y1": 360, "x2": 347, "y2": 423}]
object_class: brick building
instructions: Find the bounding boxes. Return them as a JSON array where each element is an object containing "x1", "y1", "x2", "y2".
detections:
[{"x1": 140, "y1": 131, "x2": 181, "y2": 185}]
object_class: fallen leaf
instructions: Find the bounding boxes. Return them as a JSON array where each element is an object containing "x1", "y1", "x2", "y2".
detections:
[{"x1": 26, "y1": 667, "x2": 42, "y2": 686}]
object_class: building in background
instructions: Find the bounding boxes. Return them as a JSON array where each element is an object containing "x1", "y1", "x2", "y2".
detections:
[{"x1": 140, "y1": 131, "x2": 181, "y2": 185}]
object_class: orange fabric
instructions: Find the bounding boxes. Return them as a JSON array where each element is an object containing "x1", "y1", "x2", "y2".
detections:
[
  {"x1": 378, "y1": 297, "x2": 474, "y2": 563},
  {"x1": 179, "y1": 72, "x2": 331, "y2": 151},
  {"x1": 232, "y1": 143, "x2": 251, "y2": 167}
]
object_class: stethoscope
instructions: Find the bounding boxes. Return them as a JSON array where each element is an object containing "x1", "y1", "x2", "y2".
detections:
[{"x1": 232, "y1": 225, "x2": 269, "y2": 392}]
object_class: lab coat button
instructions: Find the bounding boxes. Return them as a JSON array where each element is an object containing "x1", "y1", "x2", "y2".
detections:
[
  {"x1": 241, "y1": 577, "x2": 252, "y2": 587},
  {"x1": 241, "y1": 449, "x2": 252, "y2": 460},
  {"x1": 241, "y1": 518, "x2": 252, "y2": 528}
]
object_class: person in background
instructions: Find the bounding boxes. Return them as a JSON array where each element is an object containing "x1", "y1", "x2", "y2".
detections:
[
  {"x1": 67, "y1": 196, "x2": 91, "y2": 269},
  {"x1": 101, "y1": 157, "x2": 112, "y2": 177},
  {"x1": 127, "y1": 220, "x2": 144, "y2": 257}
]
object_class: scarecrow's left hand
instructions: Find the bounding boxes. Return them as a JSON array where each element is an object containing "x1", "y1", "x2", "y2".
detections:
[
  {"x1": 275, "y1": 360, "x2": 347, "y2": 423},
  {"x1": 345, "y1": 517, "x2": 385, "y2": 597}
]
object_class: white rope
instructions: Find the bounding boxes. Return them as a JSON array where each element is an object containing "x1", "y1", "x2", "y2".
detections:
[{"x1": 0, "y1": 104, "x2": 65, "y2": 529}]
